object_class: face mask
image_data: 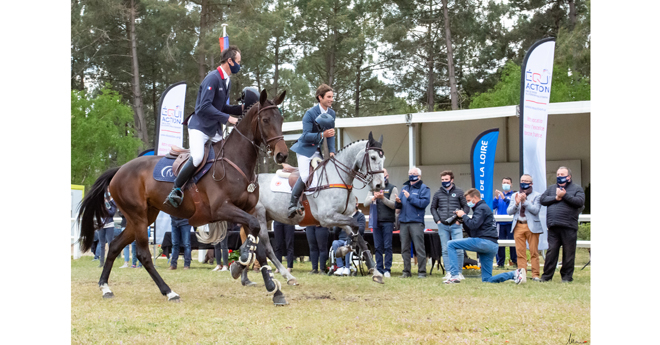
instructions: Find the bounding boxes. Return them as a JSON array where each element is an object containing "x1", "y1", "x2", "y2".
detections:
[
  {"x1": 467, "y1": 201, "x2": 475, "y2": 208},
  {"x1": 442, "y1": 181, "x2": 451, "y2": 188},
  {"x1": 229, "y1": 60, "x2": 241, "y2": 74},
  {"x1": 409, "y1": 175, "x2": 419, "y2": 182},
  {"x1": 557, "y1": 176, "x2": 569, "y2": 185},
  {"x1": 502, "y1": 184, "x2": 511, "y2": 191},
  {"x1": 520, "y1": 182, "x2": 531, "y2": 190}
]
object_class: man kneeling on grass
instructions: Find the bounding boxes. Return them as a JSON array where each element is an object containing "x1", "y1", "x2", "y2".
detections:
[{"x1": 444, "y1": 188, "x2": 525, "y2": 285}]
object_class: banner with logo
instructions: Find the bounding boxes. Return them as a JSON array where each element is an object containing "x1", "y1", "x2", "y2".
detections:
[
  {"x1": 155, "y1": 82, "x2": 187, "y2": 157},
  {"x1": 519, "y1": 37, "x2": 555, "y2": 250},
  {"x1": 470, "y1": 128, "x2": 499, "y2": 205}
]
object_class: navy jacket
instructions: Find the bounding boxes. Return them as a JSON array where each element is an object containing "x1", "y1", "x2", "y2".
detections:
[
  {"x1": 290, "y1": 104, "x2": 336, "y2": 158},
  {"x1": 395, "y1": 180, "x2": 431, "y2": 224},
  {"x1": 460, "y1": 200, "x2": 498, "y2": 244},
  {"x1": 188, "y1": 67, "x2": 243, "y2": 137}
]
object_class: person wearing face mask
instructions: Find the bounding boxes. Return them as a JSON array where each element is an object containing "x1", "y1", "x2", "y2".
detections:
[
  {"x1": 507, "y1": 174, "x2": 543, "y2": 282},
  {"x1": 430, "y1": 170, "x2": 470, "y2": 281},
  {"x1": 539, "y1": 166, "x2": 585, "y2": 283},
  {"x1": 331, "y1": 197, "x2": 366, "y2": 276},
  {"x1": 444, "y1": 189, "x2": 525, "y2": 285},
  {"x1": 395, "y1": 167, "x2": 431, "y2": 278},
  {"x1": 364, "y1": 168, "x2": 398, "y2": 278},
  {"x1": 165, "y1": 45, "x2": 244, "y2": 208},
  {"x1": 493, "y1": 177, "x2": 516, "y2": 269}
]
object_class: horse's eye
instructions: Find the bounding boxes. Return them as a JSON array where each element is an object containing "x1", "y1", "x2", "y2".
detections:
[
  {"x1": 371, "y1": 156, "x2": 376, "y2": 161},
  {"x1": 263, "y1": 118, "x2": 269, "y2": 124}
]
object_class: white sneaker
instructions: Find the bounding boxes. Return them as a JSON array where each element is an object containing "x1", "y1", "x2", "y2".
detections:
[
  {"x1": 443, "y1": 272, "x2": 452, "y2": 281},
  {"x1": 334, "y1": 267, "x2": 343, "y2": 276},
  {"x1": 384, "y1": 271, "x2": 391, "y2": 278},
  {"x1": 119, "y1": 263, "x2": 129, "y2": 268},
  {"x1": 514, "y1": 268, "x2": 526, "y2": 284},
  {"x1": 212, "y1": 265, "x2": 222, "y2": 271},
  {"x1": 458, "y1": 273, "x2": 465, "y2": 281},
  {"x1": 342, "y1": 267, "x2": 350, "y2": 276},
  {"x1": 220, "y1": 266, "x2": 228, "y2": 272}
]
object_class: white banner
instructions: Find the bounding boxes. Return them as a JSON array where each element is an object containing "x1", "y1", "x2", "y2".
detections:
[
  {"x1": 520, "y1": 38, "x2": 555, "y2": 250},
  {"x1": 156, "y1": 82, "x2": 187, "y2": 156}
]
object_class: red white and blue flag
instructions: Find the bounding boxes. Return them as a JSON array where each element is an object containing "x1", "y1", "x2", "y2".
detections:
[{"x1": 219, "y1": 24, "x2": 229, "y2": 52}]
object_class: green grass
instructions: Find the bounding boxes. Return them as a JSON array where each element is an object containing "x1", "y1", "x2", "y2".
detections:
[{"x1": 72, "y1": 249, "x2": 590, "y2": 344}]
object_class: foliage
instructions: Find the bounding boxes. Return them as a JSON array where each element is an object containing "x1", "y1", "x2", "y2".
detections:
[
  {"x1": 71, "y1": 84, "x2": 142, "y2": 189},
  {"x1": 578, "y1": 222, "x2": 590, "y2": 241}
]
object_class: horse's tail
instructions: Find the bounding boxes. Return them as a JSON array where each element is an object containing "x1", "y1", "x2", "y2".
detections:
[{"x1": 77, "y1": 167, "x2": 120, "y2": 252}]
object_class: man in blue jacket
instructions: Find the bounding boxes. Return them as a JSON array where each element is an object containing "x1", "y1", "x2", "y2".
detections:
[
  {"x1": 395, "y1": 167, "x2": 431, "y2": 278},
  {"x1": 493, "y1": 177, "x2": 516, "y2": 268},
  {"x1": 287, "y1": 84, "x2": 336, "y2": 218},
  {"x1": 444, "y1": 188, "x2": 525, "y2": 285},
  {"x1": 165, "y1": 45, "x2": 244, "y2": 207}
]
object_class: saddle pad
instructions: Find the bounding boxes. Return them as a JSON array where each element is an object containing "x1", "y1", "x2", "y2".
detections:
[
  {"x1": 270, "y1": 175, "x2": 292, "y2": 193},
  {"x1": 153, "y1": 146, "x2": 215, "y2": 183}
]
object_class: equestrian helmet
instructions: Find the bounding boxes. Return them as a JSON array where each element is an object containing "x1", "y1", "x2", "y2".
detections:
[
  {"x1": 315, "y1": 113, "x2": 335, "y2": 131},
  {"x1": 241, "y1": 86, "x2": 260, "y2": 110}
]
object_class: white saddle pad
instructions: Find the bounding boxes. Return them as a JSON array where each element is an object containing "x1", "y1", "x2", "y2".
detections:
[{"x1": 270, "y1": 175, "x2": 292, "y2": 193}]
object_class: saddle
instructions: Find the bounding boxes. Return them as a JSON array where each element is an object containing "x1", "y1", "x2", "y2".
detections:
[
  {"x1": 166, "y1": 140, "x2": 214, "y2": 177},
  {"x1": 276, "y1": 158, "x2": 323, "y2": 189}
]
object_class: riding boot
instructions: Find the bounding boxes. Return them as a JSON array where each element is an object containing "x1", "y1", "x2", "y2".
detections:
[
  {"x1": 165, "y1": 159, "x2": 197, "y2": 208},
  {"x1": 287, "y1": 178, "x2": 305, "y2": 218}
]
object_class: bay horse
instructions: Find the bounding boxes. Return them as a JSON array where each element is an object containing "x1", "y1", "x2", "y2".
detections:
[
  {"x1": 240, "y1": 133, "x2": 386, "y2": 286},
  {"x1": 77, "y1": 90, "x2": 291, "y2": 305}
]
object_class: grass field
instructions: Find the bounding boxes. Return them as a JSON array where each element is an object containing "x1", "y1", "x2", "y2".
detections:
[{"x1": 71, "y1": 249, "x2": 590, "y2": 344}]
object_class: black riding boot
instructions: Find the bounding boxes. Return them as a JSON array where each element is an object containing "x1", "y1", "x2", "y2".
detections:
[
  {"x1": 164, "y1": 159, "x2": 197, "y2": 208},
  {"x1": 287, "y1": 178, "x2": 305, "y2": 218}
]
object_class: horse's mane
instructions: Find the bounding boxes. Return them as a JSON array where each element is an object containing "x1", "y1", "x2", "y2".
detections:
[{"x1": 336, "y1": 139, "x2": 368, "y2": 155}]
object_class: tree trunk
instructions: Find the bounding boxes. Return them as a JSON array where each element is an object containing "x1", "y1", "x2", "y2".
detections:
[
  {"x1": 568, "y1": 0, "x2": 577, "y2": 31},
  {"x1": 354, "y1": 47, "x2": 364, "y2": 117},
  {"x1": 442, "y1": 0, "x2": 458, "y2": 110},
  {"x1": 273, "y1": 36, "x2": 280, "y2": 95},
  {"x1": 129, "y1": 0, "x2": 148, "y2": 147},
  {"x1": 426, "y1": 5, "x2": 434, "y2": 112},
  {"x1": 197, "y1": 0, "x2": 208, "y2": 83}
]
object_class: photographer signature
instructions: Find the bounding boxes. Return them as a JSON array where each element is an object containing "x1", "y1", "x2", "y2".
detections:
[{"x1": 565, "y1": 333, "x2": 587, "y2": 344}]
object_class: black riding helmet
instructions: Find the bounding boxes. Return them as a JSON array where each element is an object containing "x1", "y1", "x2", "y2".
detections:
[
  {"x1": 315, "y1": 113, "x2": 335, "y2": 131},
  {"x1": 241, "y1": 86, "x2": 260, "y2": 111}
]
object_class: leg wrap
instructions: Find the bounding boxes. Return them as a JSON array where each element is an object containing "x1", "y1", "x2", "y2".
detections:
[
  {"x1": 261, "y1": 265, "x2": 281, "y2": 294},
  {"x1": 239, "y1": 234, "x2": 259, "y2": 266}
]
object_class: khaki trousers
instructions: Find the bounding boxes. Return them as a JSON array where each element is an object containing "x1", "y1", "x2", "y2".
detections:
[{"x1": 513, "y1": 222, "x2": 540, "y2": 278}]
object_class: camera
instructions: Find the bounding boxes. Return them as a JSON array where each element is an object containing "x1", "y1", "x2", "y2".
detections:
[{"x1": 444, "y1": 209, "x2": 461, "y2": 225}]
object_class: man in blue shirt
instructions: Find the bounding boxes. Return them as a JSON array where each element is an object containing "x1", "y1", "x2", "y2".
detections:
[{"x1": 493, "y1": 177, "x2": 516, "y2": 268}]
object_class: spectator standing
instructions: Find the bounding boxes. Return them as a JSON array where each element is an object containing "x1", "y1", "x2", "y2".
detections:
[
  {"x1": 118, "y1": 212, "x2": 132, "y2": 268},
  {"x1": 306, "y1": 225, "x2": 330, "y2": 274},
  {"x1": 430, "y1": 170, "x2": 469, "y2": 281},
  {"x1": 493, "y1": 177, "x2": 517, "y2": 268},
  {"x1": 507, "y1": 174, "x2": 543, "y2": 281},
  {"x1": 332, "y1": 198, "x2": 366, "y2": 276},
  {"x1": 212, "y1": 222, "x2": 231, "y2": 272},
  {"x1": 540, "y1": 167, "x2": 585, "y2": 283},
  {"x1": 444, "y1": 188, "x2": 526, "y2": 284},
  {"x1": 395, "y1": 167, "x2": 431, "y2": 278},
  {"x1": 169, "y1": 216, "x2": 192, "y2": 270},
  {"x1": 364, "y1": 168, "x2": 398, "y2": 278},
  {"x1": 273, "y1": 220, "x2": 296, "y2": 273},
  {"x1": 96, "y1": 192, "x2": 117, "y2": 268}
]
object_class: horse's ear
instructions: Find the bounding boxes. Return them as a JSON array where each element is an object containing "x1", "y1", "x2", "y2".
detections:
[
  {"x1": 274, "y1": 90, "x2": 286, "y2": 105},
  {"x1": 379, "y1": 134, "x2": 383, "y2": 144},
  {"x1": 260, "y1": 89, "x2": 268, "y2": 105},
  {"x1": 368, "y1": 131, "x2": 374, "y2": 143}
]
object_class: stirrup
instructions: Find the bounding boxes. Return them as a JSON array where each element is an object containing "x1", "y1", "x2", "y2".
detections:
[{"x1": 164, "y1": 187, "x2": 184, "y2": 208}]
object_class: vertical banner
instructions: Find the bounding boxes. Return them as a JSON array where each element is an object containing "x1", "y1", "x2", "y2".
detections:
[
  {"x1": 470, "y1": 128, "x2": 499, "y2": 204},
  {"x1": 155, "y1": 82, "x2": 187, "y2": 157},
  {"x1": 519, "y1": 37, "x2": 556, "y2": 250}
]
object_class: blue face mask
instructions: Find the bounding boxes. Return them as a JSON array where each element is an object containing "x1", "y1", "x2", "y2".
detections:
[
  {"x1": 467, "y1": 201, "x2": 475, "y2": 208},
  {"x1": 442, "y1": 181, "x2": 451, "y2": 188},
  {"x1": 502, "y1": 184, "x2": 511, "y2": 191},
  {"x1": 409, "y1": 175, "x2": 419, "y2": 182},
  {"x1": 229, "y1": 60, "x2": 241, "y2": 74},
  {"x1": 520, "y1": 182, "x2": 531, "y2": 190},
  {"x1": 557, "y1": 176, "x2": 569, "y2": 185}
]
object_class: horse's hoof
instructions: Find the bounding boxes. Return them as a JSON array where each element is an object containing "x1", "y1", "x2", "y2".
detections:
[
  {"x1": 102, "y1": 292, "x2": 114, "y2": 299},
  {"x1": 168, "y1": 296, "x2": 181, "y2": 302},
  {"x1": 242, "y1": 281, "x2": 257, "y2": 287},
  {"x1": 287, "y1": 278, "x2": 299, "y2": 286},
  {"x1": 273, "y1": 290, "x2": 289, "y2": 306},
  {"x1": 230, "y1": 262, "x2": 244, "y2": 280},
  {"x1": 372, "y1": 275, "x2": 384, "y2": 284}
]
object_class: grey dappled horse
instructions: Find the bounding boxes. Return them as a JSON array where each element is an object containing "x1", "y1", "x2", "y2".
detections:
[{"x1": 241, "y1": 133, "x2": 386, "y2": 286}]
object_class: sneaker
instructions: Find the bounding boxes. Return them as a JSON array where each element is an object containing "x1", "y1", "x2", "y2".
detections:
[
  {"x1": 120, "y1": 263, "x2": 129, "y2": 268},
  {"x1": 418, "y1": 274, "x2": 427, "y2": 279},
  {"x1": 309, "y1": 269, "x2": 319, "y2": 275},
  {"x1": 532, "y1": 277, "x2": 541, "y2": 282},
  {"x1": 212, "y1": 265, "x2": 222, "y2": 272},
  {"x1": 334, "y1": 267, "x2": 343, "y2": 276},
  {"x1": 444, "y1": 277, "x2": 461, "y2": 284},
  {"x1": 443, "y1": 272, "x2": 452, "y2": 281},
  {"x1": 343, "y1": 267, "x2": 351, "y2": 276},
  {"x1": 458, "y1": 273, "x2": 466, "y2": 281},
  {"x1": 92, "y1": 258, "x2": 99, "y2": 262},
  {"x1": 220, "y1": 266, "x2": 228, "y2": 272},
  {"x1": 514, "y1": 268, "x2": 526, "y2": 284},
  {"x1": 131, "y1": 265, "x2": 137, "y2": 268},
  {"x1": 561, "y1": 279, "x2": 572, "y2": 283},
  {"x1": 168, "y1": 266, "x2": 177, "y2": 270},
  {"x1": 384, "y1": 271, "x2": 391, "y2": 278}
]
